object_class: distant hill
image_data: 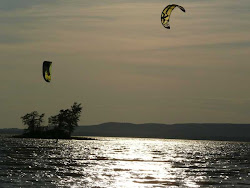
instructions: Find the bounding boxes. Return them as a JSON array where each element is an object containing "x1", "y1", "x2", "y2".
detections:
[
  {"x1": 73, "y1": 122, "x2": 250, "y2": 142},
  {"x1": 0, "y1": 128, "x2": 23, "y2": 135},
  {"x1": 2, "y1": 123, "x2": 250, "y2": 142}
]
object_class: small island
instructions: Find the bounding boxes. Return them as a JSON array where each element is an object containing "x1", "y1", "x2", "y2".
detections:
[{"x1": 14, "y1": 102, "x2": 95, "y2": 141}]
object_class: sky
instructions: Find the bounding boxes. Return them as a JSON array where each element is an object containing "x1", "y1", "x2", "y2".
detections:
[{"x1": 0, "y1": 0, "x2": 250, "y2": 128}]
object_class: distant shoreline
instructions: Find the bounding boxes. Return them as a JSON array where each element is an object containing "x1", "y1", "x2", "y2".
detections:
[
  {"x1": 0, "y1": 133, "x2": 250, "y2": 143},
  {"x1": 10, "y1": 135, "x2": 97, "y2": 141},
  {"x1": 3, "y1": 135, "x2": 250, "y2": 143}
]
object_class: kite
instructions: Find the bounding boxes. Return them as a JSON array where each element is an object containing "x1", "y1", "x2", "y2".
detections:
[
  {"x1": 161, "y1": 4, "x2": 185, "y2": 29},
  {"x1": 43, "y1": 61, "x2": 52, "y2": 82}
]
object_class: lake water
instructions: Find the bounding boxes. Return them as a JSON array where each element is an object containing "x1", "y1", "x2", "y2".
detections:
[{"x1": 0, "y1": 137, "x2": 250, "y2": 187}]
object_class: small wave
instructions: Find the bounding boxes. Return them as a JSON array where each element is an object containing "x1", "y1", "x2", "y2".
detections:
[
  {"x1": 134, "y1": 180, "x2": 180, "y2": 186},
  {"x1": 151, "y1": 150, "x2": 162, "y2": 153},
  {"x1": 197, "y1": 181, "x2": 225, "y2": 186},
  {"x1": 91, "y1": 157, "x2": 171, "y2": 163},
  {"x1": 112, "y1": 149, "x2": 124, "y2": 153},
  {"x1": 113, "y1": 168, "x2": 130, "y2": 172}
]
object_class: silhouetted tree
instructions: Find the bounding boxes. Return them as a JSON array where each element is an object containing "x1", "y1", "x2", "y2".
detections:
[
  {"x1": 21, "y1": 111, "x2": 45, "y2": 136},
  {"x1": 48, "y1": 102, "x2": 82, "y2": 138}
]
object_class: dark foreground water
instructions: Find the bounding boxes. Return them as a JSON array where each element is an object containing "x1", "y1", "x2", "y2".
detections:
[{"x1": 0, "y1": 137, "x2": 250, "y2": 187}]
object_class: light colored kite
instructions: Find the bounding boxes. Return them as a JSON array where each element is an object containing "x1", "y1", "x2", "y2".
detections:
[{"x1": 161, "y1": 4, "x2": 185, "y2": 29}]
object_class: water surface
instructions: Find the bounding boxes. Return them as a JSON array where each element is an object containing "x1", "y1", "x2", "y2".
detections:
[{"x1": 0, "y1": 137, "x2": 250, "y2": 187}]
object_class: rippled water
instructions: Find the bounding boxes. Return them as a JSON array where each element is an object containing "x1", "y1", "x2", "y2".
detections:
[{"x1": 0, "y1": 137, "x2": 250, "y2": 187}]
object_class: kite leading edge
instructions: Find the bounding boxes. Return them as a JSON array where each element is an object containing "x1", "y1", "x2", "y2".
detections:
[{"x1": 161, "y1": 4, "x2": 185, "y2": 29}]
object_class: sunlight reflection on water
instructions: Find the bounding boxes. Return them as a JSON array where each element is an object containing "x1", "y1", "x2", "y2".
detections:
[{"x1": 0, "y1": 137, "x2": 250, "y2": 187}]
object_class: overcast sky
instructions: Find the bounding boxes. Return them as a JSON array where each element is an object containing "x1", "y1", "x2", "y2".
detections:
[{"x1": 0, "y1": 0, "x2": 250, "y2": 128}]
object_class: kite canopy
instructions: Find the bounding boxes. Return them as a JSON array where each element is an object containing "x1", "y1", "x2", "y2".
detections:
[
  {"x1": 161, "y1": 4, "x2": 185, "y2": 29},
  {"x1": 43, "y1": 61, "x2": 52, "y2": 82}
]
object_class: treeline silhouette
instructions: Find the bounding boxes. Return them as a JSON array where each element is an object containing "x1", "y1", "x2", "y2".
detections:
[{"x1": 19, "y1": 102, "x2": 82, "y2": 139}]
